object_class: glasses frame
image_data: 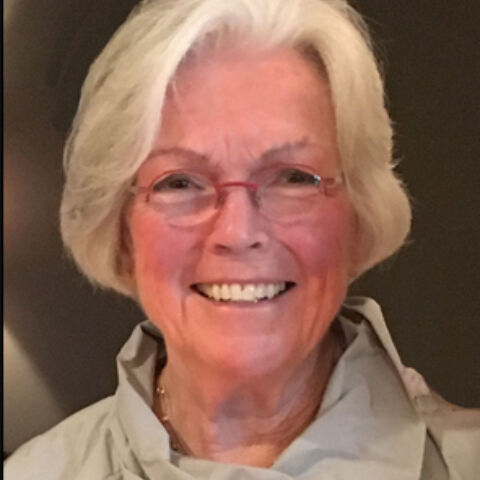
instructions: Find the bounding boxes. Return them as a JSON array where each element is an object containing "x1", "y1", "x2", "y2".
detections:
[{"x1": 129, "y1": 164, "x2": 345, "y2": 225}]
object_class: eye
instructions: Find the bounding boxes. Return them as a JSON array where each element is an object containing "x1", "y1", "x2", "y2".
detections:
[
  {"x1": 274, "y1": 168, "x2": 320, "y2": 187},
  {"x1": 152, "y1": 173, "x2": 204, "y2": 192}
]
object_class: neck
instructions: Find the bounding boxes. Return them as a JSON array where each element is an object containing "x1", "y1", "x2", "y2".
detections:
[{"x1": 153, "y1": 329, "x2": 342, "y2": 467}]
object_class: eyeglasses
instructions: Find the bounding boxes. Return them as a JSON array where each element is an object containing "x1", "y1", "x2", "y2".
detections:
[{"x1": 130, "y1": 164, "x2": 344, "y2": 227}]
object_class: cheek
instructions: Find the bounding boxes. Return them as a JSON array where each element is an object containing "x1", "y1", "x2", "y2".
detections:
[
  {"x1": 281, "y1": 204, "x2": 356, "y2": 278},
  {"x1": 282, "y1": 204, "x2": 356, "y2": 346},
  {"x1": 129, "y1": 209, "x2": 197, "y2": 294}
]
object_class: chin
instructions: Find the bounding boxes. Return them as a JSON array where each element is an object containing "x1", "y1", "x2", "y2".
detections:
[{"x1": 189, "y1": 331, "x2": 299, "y2": 380}]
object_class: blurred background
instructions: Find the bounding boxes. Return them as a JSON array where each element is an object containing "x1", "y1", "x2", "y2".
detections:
[{"x1": 4, "y1": 0, "x2": 480, "y2": 454}]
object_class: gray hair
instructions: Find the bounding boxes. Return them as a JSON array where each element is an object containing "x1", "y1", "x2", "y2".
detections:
[{"x1": 60, "y1": 0, "x2": 411, "y2": 297}]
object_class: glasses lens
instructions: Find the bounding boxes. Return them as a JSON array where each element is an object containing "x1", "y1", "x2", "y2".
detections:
[
  {"x1": 259, "y1": 166, "x2": 323, "y2": 220},
  {"x1": 148, "y1": 171, "x2": 216, "y2": 226},
  {"x1": 143, "y1": 166, "x2": 341, "y2": 226}
]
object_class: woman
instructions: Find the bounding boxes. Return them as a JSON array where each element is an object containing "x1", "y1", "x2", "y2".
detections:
[{"x1": 5, "y1": 0, "x2": 479, "y2": 478}]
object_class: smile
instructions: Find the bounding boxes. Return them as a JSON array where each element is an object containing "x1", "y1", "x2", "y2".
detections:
[{"x1": 192, "y1": 282, "x2": 296, "y2": 303}]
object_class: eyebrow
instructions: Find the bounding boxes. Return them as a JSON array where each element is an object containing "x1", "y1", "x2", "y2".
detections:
[
  {"x1": 261, "y1": 139, "x2": 309, "y2": 162},
  {"x1": 146, "y1": 139, "x2": 311, "y2": 167},
  {"x1": 146, "y1": 146, "x2": 209, "y2": 163}
]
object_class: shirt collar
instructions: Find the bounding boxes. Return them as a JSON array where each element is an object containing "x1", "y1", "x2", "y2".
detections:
[{"x1": 111, "y1": 296, "x2": 427, "y2": 479}]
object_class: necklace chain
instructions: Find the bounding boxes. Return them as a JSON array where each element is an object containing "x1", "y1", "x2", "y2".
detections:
[
  {"x1": 155, "y1": 374, "x2": 190, "y2": 455},
  {"x1": 154, "y1": 328, "x2": 344, "y2": 458}
]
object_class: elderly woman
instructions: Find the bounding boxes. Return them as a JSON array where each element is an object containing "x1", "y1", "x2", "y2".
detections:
[{"x1": 5, "y1": 0, "x2": 479, "y2": 478}]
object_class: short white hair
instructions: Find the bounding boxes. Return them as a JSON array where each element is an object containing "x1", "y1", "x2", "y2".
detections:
[{"x1": 60, "y1": 0, "x2": 411, "y2": 297}]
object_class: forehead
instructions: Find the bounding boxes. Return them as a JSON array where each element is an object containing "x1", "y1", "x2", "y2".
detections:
[{"x1": 150, "y1": 44, "x2": 340, "y2": 174}]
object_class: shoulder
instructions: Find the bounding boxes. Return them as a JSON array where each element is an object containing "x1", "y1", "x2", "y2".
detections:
[
  {"x1": 342, "y1": 297, "x2": 480, "y2": 479},
  {"x1": 415, "y1": 392, "x2": 480, "y2": 480},
  {"x1": 4, "y1": 396, "x2": 122, "y2": 480},
  {"x1": 399, "y1": 365, "x2": 480, "y2": 479}
]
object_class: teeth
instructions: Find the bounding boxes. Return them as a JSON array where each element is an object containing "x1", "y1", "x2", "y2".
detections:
[
  {"x1": 266, "y1": 284, "x2": 276, "y2": 299},
  {"x1": 212, "y1": 284, "x2": 221, "y2": 301},
  {"x1": 242, "y1": 284, "x2": 256, "y2": 302},
  {"x1": 196, "y1": 282, "x2": 288, "y2": 302},
  {"x1": 231, "y1": 284, "x2": 242, "y2": 301},
  {"x1": 220, "y1": 284, "x2": 231, "y2": 301},
  {"x1": 255, "y1": 284, "x2": 265, "y2": 299}
]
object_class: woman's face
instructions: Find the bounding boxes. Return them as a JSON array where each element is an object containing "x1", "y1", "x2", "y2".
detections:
[{"x1": 128, "y1": 46, "x2": 358, "y2": 376}]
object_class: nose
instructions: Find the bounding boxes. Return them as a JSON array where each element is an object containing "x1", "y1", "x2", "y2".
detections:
[{"x1": 206, "y1": 187, "x2": 270, "y2": 255}]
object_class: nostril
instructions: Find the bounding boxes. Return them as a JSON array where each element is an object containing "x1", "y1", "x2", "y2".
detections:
[{"x1": 213, "y1": 238, "x2": 264, "y2": 255}]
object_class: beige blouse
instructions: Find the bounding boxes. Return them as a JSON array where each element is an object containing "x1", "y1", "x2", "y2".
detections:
[{"x1": 5, "y1": 297, "x2": 480, "y2": 479}]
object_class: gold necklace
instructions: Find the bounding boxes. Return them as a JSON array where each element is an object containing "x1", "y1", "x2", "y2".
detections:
[{"x1": 155, "y1": 375, "x2": 190, "y2": 455}]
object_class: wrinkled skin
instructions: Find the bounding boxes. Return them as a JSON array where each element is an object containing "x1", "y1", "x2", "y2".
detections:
[{"x1": 126, "y1": 45, "x2": 359, "y2": 465}]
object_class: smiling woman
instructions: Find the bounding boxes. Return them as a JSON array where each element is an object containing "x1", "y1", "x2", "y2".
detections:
[
  {"x1": 127, "y1": 47, "x2": 356, "y2": 398},
  {"x1": 4, "y1": 0, "x2": 480, "y2": 479}
]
